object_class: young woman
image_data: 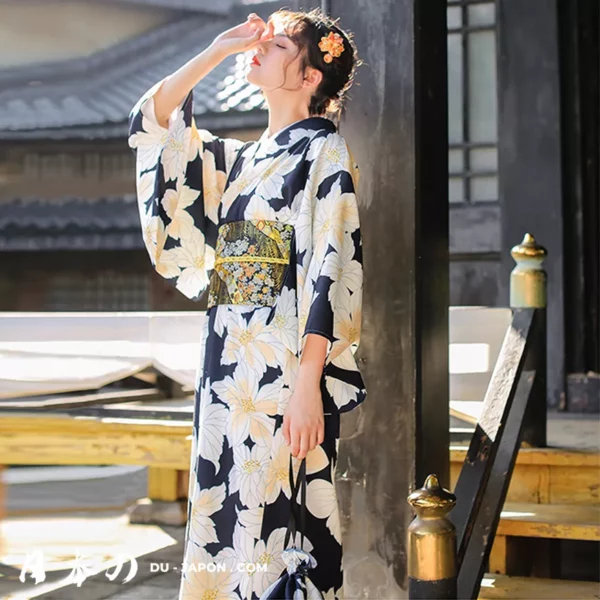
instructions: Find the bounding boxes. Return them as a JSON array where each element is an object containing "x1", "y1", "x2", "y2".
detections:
[{"x1": 128, "y1": 8, "x2": 366, "y2": 599}]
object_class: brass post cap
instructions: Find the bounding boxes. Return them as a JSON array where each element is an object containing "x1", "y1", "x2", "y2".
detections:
[
  {"x1": 408, "y1": 474, "x2": 456, "y2": 515},
  {"x1": 510, "y1": 233, "x2": 548, "y2": 263}
]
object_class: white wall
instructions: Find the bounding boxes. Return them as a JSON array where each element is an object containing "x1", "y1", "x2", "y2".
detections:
[{"x1": 0, "y1": 0, "x2": 171, "y2": 68}]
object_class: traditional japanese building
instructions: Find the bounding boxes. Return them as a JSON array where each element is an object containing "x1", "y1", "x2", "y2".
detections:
[
  {"x1": 0, "y1": 1, "x2": 598, "y2": 597},
  {"x1": 0, "y1": 0, "x2": 270, "y2": 312}
]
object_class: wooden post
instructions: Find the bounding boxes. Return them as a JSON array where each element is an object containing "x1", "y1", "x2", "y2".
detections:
[
  {"x1": 322, "y1": 0, "x2": 449, "y2": 595},
  {"x1": 497, "y1": 0, "x2": 565, "y2": 410},
  {"x1": 407, "y1": 475, "x2": 457, "y2": 600},
  {"x1": 510, "y1": 233, "x2": 548, "y2": 447},
  {"x1": 129, "y1": 468, "x2": 188, "y2": 526}
]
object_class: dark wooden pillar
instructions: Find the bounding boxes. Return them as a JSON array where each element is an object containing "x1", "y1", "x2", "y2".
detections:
[
  {"x1": 295, "y1": 0, "x2": 450, "y2": 595},
  {"x1": 497, "y1": 0, "x2": 565, "y2": 410},
  {"x1": 559, "y1": 0, "x2": 600, "y2": 412}
]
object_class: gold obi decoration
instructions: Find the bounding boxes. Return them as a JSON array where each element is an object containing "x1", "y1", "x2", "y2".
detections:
[{"x1": 208, "y1": 219, "x2": 294, "y2": 308}]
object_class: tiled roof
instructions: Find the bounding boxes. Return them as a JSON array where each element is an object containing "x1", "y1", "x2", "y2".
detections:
[
  {"x1": 0, "y1": 197, "x2": 144, "y2": 250},
  {"x1": 110, "y1": 0, "x2": 234, "y2": 14},
  {"x1": 0, "y1": 1, "x2": 284, "y2": 140}
]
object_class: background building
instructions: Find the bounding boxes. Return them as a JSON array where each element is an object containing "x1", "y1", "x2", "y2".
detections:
[{"x1": 0, "y1": 0, "x2": 597, "y2": 410}]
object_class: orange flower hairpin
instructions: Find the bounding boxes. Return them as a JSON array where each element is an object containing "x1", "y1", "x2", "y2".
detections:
[{"x1": 318, "y1": 31, "x2": 345, "y2": 63}]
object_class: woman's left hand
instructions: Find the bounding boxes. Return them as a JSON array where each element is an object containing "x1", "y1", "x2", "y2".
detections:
[{"x1": 282, "y1": 377, "x2": 325, "y2": 460}]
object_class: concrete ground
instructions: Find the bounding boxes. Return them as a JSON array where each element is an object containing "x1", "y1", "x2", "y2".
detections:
[{"x1": 0, "y1": 413, "x2": 598, "y2": 599}]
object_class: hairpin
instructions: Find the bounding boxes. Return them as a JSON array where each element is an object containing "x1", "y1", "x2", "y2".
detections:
[{"x1": 318, "y1": 31, "x2": 345, "y2": 63}]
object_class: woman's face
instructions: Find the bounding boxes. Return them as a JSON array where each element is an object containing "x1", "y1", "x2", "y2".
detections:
[{"x1": 246, "y1": 16, "x2": 303, "y2": 91}]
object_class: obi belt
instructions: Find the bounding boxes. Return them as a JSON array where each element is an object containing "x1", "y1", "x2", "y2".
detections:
[{"x1": 207, "y1": 219, "x2": 294, "y2": 309}]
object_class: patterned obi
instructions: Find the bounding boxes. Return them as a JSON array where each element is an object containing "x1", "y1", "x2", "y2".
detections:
[{"x1": 207, "y1": 219, "x2": 294, "y2": 308}]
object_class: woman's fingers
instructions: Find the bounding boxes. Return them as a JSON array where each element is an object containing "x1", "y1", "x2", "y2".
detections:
[
  {"x1": 317, "y1": 423, "x2": 325, "y2": 446},
  {"x1": 298, "y1": 431, "x2": 309, "y2": 460},
  {"x1": 290, "y1": 425, "x2": 301, "y2": 458},
  {"x1": 260, "y1": 20, "x2": 275, "y2": 42}
]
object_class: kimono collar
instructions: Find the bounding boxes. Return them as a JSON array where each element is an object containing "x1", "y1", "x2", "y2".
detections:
[{"x1": 259, "y1": 116, "x2": 337, "y2": 148}]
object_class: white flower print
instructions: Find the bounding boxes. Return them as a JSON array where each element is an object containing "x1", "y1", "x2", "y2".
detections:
[
  {"x1": 322, "y1": 586, "x2": 340, "y2": 600},
  {"x1": 325, "y1": 372, "x2": 360, "y2": 409},
  {"x1": 265, "y1": 429, "x2": 329, "y2": 504},
  {"x1": 313, "y1": 175, "x2": 359, "y2": 264},
  {"x1": 202, "y1": 145, "x2": 227, "y2": 224},
  {"x1": 160, "y1": 178, "x2": 198, "y2": 240},
  {"x1": 140, "y1": 215, "x2": 166, "y2": 267},
  {"x1": 307, "y1": 132, "x2": 351, "y2": 187},
  {"x1": 128, "y1": 94, "x2": 168, "y2": 173},
  {"x1": 270, "y1": 287, "x2": 298, "y2": 355},
  {"x1": 180, "y1": 545, "x2": 240, "y2": 600},
  {"x1": 298, "y1": 275, "x2": 314, "y2": 336},
  {"x1": 238, "y1": 507, "x2": 264, "y2": 540},
  {"x1": 253, "y1": 153, "x2": 302, "y2": 204},
  {"x1": 287, "y1": 126, "x2": 317, "y2": 147},
  {"x1": 332, "y1": 289, "x2": 361, "y2": 361},
  {"x1": 136, "y1": 169, "x2": 155, "y2": 206},
  {"x1": 277, "y1": 350, "x2": 299, "y2": 416},
  {"x1": 212, "y1": 362, "x2": 278, "y2": 447},
  {"x1": 293, "y1": 191, "x2": 313, "y2": 256},
  {"x1": 244, "y1": 195, "x2": 291, "y2": 223},
  {"x1": 160, "y1": 109, "x2": 192, "y2": 182},
  {"x1": 197, "y1": 378, "x2": 228, "y2": 474},
  {"x1": 306, "y1": 478, "x2": 342, "y2": 544},
  {"x1": 189, "y1": 483, "x2": 226, "y2": 547},
  {"x1": 234, "y1": 525, "x2": 304, "y2": 600},
  {"x1": 160, "y1": 228, "x2": 214, "y2": 299},
  {"x1": 321, "y1": 235, "x2": 362, "y2": 307},
  {"x1": 230, "y1": 443, "x2": 270, "y2": 509},
  {"x1": 213, "y1": 305, "x2": 229, "y2": 337},
  {"x1": 222, "y1": 309, "x2": 285, "y2": 377}
]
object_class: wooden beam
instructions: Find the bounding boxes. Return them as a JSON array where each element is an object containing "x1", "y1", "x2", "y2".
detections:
[
  {"x1": 326, "y1": 0, "x2": 449, "y2": 594},
  {"x1": 0, "y1": 414, "x2": 191, "y2": 469},
  {"x1": 457, "y1": 370, "x2": 535, "y2": 599},
  {"x1": 497, "y1": 0, "x2": 565, "y2": 409}
]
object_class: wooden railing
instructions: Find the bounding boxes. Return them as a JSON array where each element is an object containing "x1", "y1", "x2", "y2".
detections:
[{"x1": 408, "y1": 233, "x2": 548, "y2": 600}]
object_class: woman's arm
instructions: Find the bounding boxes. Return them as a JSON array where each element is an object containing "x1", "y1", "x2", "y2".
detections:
[
  {"x1": 283, "y1": 333, "x2": 328, "y2": 460},
  {"x1": 153, "y1": 14, "x2": 274, "y2": 128}
]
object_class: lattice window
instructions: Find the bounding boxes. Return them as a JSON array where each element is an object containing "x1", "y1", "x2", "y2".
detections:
[
  {"x1": 448, "y1": 0, "x2": 498, "y2": 203},
  {"x1": 45, "y1": 272, "x2": 151, "y2": 311}
]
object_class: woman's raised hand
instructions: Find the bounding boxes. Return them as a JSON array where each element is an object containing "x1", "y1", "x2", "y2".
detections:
[{"x1": 213, "y1": 13, "x2": 275, "y2": 58}]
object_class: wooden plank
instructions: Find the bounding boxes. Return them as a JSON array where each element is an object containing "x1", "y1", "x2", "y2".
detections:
[
  {"x1": 0, "y1": 413, "x2": 191, "y2": 469},
  {"x1": 148, "y1": 467, "x2": 180, "y2": 502},
  {"x1": 478, "y1": 573, "x2": 600, "y2": 599},
  {"x1": 450, "y1": 401, "x2": 482, "y2": 425},
  {"x1": 451, "y1": 446, "x2": 600, "y2": 467},
  {"x1": 488, "y1": 535, "x2": 508, "y2": 575},
  {"x1": 453, "y1": 453, "x2": 599, "y2": 506},
  {"x1": 450, "y1": 309, "x2": 534, "y2": 557},
  {"x1": 457, "y1": 369, "x2": 535, "y2": 600},
  {"x1": 549, "y1": 465, "x2": 600, "y2": 505},
  {"x1": 498, "y1": 502, "x2": 600, "y2": 540},
  {"x1": 0, "y1": 388, "x2": 164, "y2": 410}
]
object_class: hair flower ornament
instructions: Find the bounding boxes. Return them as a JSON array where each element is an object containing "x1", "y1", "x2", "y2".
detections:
[{"x1": 318, "y1": 31, "x2": 345, "y2": 63}]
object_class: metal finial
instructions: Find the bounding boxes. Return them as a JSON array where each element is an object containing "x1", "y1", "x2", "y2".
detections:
[
  {"x1": 510, "y1": 233, "x2": 548, "y2": 308},
  {"x1": 408, "y1": 474, "x2": 456, "y2": 516},
  {"x1": 510, "y1": 233, "x2": 548, "y2": 263}
]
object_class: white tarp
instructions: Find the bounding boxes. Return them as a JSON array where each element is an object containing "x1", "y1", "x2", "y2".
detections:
[{"x1": 0, "y1": 312, "x2": 206, "y2": 399}]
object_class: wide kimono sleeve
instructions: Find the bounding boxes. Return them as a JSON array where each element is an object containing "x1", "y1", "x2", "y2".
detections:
[
  {"x1": 296, "y1": 131, "x2": 364, "y2": 374},
  {"x1": 127, "y1": 79, "x2": 246, "y2": 300}
]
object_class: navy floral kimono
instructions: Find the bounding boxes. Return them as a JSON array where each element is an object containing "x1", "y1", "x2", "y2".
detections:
[{"x1": 128, "y1": 80, "x2": 366, "y2": 600}]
